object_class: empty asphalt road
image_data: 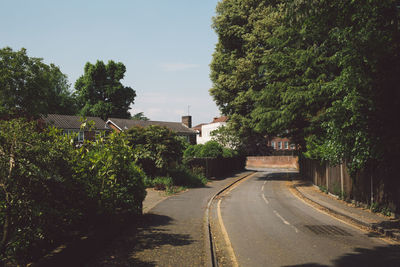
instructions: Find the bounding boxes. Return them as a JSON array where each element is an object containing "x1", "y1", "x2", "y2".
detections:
[{"x1": 214, "y1": 171, "x2": 400, "y2": 266}]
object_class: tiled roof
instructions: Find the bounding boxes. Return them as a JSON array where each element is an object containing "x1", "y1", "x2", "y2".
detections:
[
  {"x1": 107, "y1": 118, "x2": 196, "y2": 135},
  {"x1": 193, "y1": 123, "x2": 206, "y2": 131},
  {"x1": 212, "y1": 116, "x2": 229, "y2": 123},
  {"x1": 41, "y1": 114, "x2": 109, "y2": 130}
]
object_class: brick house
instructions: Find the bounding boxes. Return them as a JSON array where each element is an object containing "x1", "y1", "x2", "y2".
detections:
[{"x1": 268, "y1": 137, "x2": 296, "y2": 151}]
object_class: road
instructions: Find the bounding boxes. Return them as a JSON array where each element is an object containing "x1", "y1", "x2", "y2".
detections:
[
  {"x1": 87, "y1": 172, "x2": 253, "y2": 267},
  {"x1": 214, "y1": 171, "x2": 400, "y2": 267}
]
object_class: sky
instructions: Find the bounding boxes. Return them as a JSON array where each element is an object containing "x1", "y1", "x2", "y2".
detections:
[{"x1": 0, "y1": 0, "x2": 221, "y2": 126}]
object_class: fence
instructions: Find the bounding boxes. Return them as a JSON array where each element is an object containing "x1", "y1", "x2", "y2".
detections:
[
  {"x1": 299, "y1": 157, "x2": 400, "y2": 213},
  {"x1": 185, "y1": 156, "x2": 246, "y2": 178}
]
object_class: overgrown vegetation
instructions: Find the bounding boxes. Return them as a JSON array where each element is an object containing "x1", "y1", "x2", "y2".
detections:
[
  {"x1": 183, "y1": 140, "x2": 238, "y2": 159},
  {"x1": 0, "y1": 120, "x2": 211, "y2": 265},
  {"x1": 0, "y1": 119, "x2": 146, "y2": 265}
]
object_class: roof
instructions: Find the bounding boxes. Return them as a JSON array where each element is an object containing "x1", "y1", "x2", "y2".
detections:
[
  {"x1": 41, "y1": 114, "x2": 109, "y2": 130},
  {"x1": 107, "y1": 118, "x2": 196, "y2": 135},
  {"x1": 211, "y1": 116, "x2": 229, "y2": 123},
  {"x1": 193, "y1": 123, "x2": 207, "y2": 131}
]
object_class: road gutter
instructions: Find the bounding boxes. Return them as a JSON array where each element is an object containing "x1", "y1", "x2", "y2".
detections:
[{"x1": 204, "y1": 171, "x2": 256, "y2": 267}]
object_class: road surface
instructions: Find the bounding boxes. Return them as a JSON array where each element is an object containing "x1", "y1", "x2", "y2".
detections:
[{"x1": 214, "y1": 171, "x2": 400, "y2": 266}]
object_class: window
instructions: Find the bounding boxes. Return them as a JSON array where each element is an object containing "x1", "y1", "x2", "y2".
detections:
[
  {"x1": 271, "y1": 141, "x2": 275, "y2": 149},
  {"x1": 278, "y1": 141, "x2": 282, "y2": 149},
  {"x1": 290, "y1": 144, "x2": 296, "y2": 150},
  {"x1": 78, "y1": 131, "x2": 84, "y2": 142},
  {"x1": 284, "y1": 141, "x2": 289, "y2": 149}
]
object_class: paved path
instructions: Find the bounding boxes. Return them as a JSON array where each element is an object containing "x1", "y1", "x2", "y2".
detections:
[
  {"x1": 214, "y1": 171, "x2": 400, "y2": 266},
  {"x1": 293, "y1": 180, "x2": 400, "y2": 240},
  {"x1": 87, "y1": 172, "x2": 253, "y2": 267}
]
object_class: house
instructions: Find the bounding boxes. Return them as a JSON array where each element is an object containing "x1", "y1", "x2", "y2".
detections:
[
  {"x1": 106, "y1": 116, "x2": 197, "y2": 144},
  {"x1": 194, "y1": 116, "x2": 228, "y2": 145},
  {"x1": 268, "y1": 137, "x2": 296, "y2": 151},
  {"x1": 40, "y1": 114, "x2": 110, "y2": 142}
]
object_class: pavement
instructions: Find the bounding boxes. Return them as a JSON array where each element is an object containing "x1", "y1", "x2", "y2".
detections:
[
  {"x1": 292, "y1": 179, "x2": 400, "y2": 242},
  {"x1": 87, "y1": 171, "x2": 254, "y2": 267},
  {"x1": 143, "y1": 188, "x2": 170, "y2": 214}
]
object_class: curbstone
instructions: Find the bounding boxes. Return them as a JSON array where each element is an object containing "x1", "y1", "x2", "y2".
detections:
[{"x1": 292, "y1": 182, "x2": 400, "y2": 242}]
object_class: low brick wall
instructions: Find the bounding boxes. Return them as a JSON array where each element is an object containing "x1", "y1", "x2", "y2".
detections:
[{"x1": 246, "y1": 156, "x2": 299, "y2": 170}]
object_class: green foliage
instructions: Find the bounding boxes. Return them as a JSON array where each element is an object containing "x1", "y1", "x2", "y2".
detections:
[
  {"x1": 0, "y1": 119, "x2": 85, "y2": 264},
  {"x1": 168, "y1": 165, "x2": 208, "y2": 188},
  {"x1": 126, "y1": 125, "x2": 184, "y2": 177},
  {"x1": 131, "y1": 112, "x2": 150, "y2": 121},
  {"x1": 0, "y1": 119, "x2": 146, "y2": 265},
  {"x1": 0, "y1": 47, "x2": 77, "y2": 118},
  {"x1": 210, "y1": 124, "x2": 242, "y2": 151},
  {"x1": 199, "y1": 141, "x2": 224, "y2": 158},
  {"x1": 184, "y1": 141, "x2": 238, "y2": 159},
  {"x1": 73, "y1": 132, "x2": 146, "y2": 215},
  {"x1": 150, "y1": 177, "x2": 173, "y2": 191},
  {"x1": 183, "y1": 144, "x2": 204, "y2": 158},
  {"x1": 210, "y1": 0, "x2": 400, "y2": 173},
  {"x1": 75, "y1": 60, "x2": 136, "y2": 120}
]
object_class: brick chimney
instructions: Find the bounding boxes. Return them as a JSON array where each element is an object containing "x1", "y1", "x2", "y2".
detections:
[{"x1": 182, "y1": 116, "x2": 192, "y2": 128}]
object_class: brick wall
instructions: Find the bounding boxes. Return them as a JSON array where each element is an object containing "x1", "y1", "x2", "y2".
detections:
[{"x1": 246, "y1": 156, "x2": 299, "y2": 169}]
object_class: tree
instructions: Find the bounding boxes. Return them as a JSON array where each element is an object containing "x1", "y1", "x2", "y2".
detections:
[
  {"x1": 211, "y1": 0, "x2": 400, "y2": 172},
  {"x1": 131, "y1": 112, "x2": 149, "y2": 121},
  {"x1": 75, "y1": 60, "x2": 136, "y2": 120},
  {"x1": 0, "y1": 47, "x2": 77, "y2": 118}
]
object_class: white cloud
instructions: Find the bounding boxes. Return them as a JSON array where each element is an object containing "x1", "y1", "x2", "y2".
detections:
[{"x1": 159, "y1": 62, "x2": 199, "y2": 72}]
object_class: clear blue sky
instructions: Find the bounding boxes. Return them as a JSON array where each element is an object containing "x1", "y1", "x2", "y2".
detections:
[{"x1": 0, "y1": 0, "x2": 221, "y2": 126}]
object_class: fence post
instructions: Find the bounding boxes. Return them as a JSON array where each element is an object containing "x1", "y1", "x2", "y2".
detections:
[
  {"x1": 326, "y1": 162, "x2": 329, "y2": 192},
  {"x1": 340, "y1": 163, "x2": 344, "y2": 196}
]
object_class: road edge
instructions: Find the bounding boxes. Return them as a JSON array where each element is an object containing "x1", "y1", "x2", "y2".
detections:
[
  {"x1": 289, "y1": 180, "x2": 400, "y2": 242},
  {"x1": 204, "y1": 171, "x2": 256, "y2": 267}
]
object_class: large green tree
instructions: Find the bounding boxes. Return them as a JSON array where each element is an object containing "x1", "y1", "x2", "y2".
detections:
[
  {"x1": 211, "y1": 0, "x2": 400, "y2": 172},
  {"x1": 0, "y1": 47, "x2": 77, "y2": 118},
  {"x1": 75, "y1": 60, "x2": 136, "y2": 120}
]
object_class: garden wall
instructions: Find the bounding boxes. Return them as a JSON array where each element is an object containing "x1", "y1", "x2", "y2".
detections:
[{"x1": 246, "y1": 156, "x2": 299, "y2": 170}]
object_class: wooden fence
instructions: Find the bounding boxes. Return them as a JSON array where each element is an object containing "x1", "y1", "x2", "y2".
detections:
[
  {"x1": 185, "y1": 156, "x2": 246, "y2": 178},
  {"x1": 299, "y1": 157, "x2": 400, "y2": 213}
]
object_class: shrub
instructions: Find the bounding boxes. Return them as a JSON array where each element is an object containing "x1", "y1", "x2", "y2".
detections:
[
  {"x1": 0, "y1": 120, "x2": 147, "y2": 265},
  {"x1": 151, "y1": 177, "x2": 173, "y2": 191},
  {"x1": 126, "y1": 125, "x2": 184, "y2": 177},
  {"x1": 74, "y1": 132, "x2": 146, "y2": 215},
  {"x1": 199, "y1": 141, "x2": 223, "y2": 158},
  {"x1": 0, "y1": 120, "x2": 87, "y2": 265},
  {"x1": 183, "y1": 141, "x2": 238, "y2": 159},
  {"x1": 168, "y1": 165, "x2": 208, "y2": 188}
]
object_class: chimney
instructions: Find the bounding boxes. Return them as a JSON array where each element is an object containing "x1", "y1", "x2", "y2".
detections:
[{"x1": 182, "y1": 115, "x2": 192, "y2": 128}]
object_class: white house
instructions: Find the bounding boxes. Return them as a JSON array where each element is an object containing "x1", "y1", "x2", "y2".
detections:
[{"x1": 193, "y1": 116, "x2": 228, "y2": 144}]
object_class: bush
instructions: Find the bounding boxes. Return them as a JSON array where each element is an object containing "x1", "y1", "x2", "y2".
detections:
[
  {"x1": 126, "y1": 125, "x2": 184, "y2": 177},
  {"x1": 168, "y1": 165, "x2": 208, "y2": 187},
  {"x1": 0, "y1": 120, "x2": 87, "y2": 265},
  {"x1": 0, "y1": 120, "x2": 147, "y2": 265},
  {"x1": 74, "y1": 132, "x2": 146, "y2": 215},
  {"x1": 151, "y1": 177, "x2": 173, "y2": 191},
  {"x1": 183, "y1": 141, "x2": 238, "y2": 159}
]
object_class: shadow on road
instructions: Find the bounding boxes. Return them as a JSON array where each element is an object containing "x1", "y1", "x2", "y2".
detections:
[
  {"x1": 256, "y1": 172, "x2": 300, "y2": 181},
  {"x1": 283, "y1": 245, "x2": 400, "y2": 267},
  {"x1": 86, "y1": 213, "x2": 193, "y2": 267}
]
